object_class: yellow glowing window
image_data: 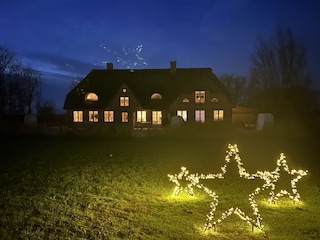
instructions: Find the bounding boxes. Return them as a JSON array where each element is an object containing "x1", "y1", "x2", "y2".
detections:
[
  {"x1": 152, "y1": 111, "x2": 162, "y2": 125},
  {"x1": 195, "y1": 110, "x2": 205, "y2": 123},
  {"x1": 177, "y1": 110, "x2": 187, "y2": 121},
  {"x1": 122, "y1": 112, "x2": 128, "y2": 122},
  {"x1": 136, "y1": 110, "x2": 147, "y2": 122},
  {"x1": 214, "y1": 109, "x2": 224, "y2": 121},
  {"x1": 195, "y1": 90, "x2": 205, "y2": 103},
  {"x1": 151, "y1": 93, "x2": 162, "y2": 99},
  {"x1": 104, "y1": 111, "x2": 114, "y2": 122},
  {"x1": 89, "y1": 110, "x2": 99, "y2": 122},
  {"x1": 73, "y1": 111, "x2": 83, "y2": 122},
  {"x1": 85, "y1": 93, "x2": 98, "y2": 102},
  {"x1": 120, "y1": 97, "x2": 129, "y2": 106},
  {"x1": 182, "y1": 98, "x2": 190, "y2": 103}
]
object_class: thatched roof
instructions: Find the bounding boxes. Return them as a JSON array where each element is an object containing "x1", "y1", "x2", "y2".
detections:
[{"x1": 63, "y1": 67, "x2": 230, "y2": 110}]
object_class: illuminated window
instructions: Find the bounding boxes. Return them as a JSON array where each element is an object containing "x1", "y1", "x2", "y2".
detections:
[
  {"x1": 214, "y1": 109, "x2": 224, "y2": 121},
  {"x1": 195, "y1": 91, "x2": 205, "y2": 103},
  {"x1": 73, "y1": 111, "x2": 83, "y2": 122},
  {"x1": 136, "y1": 110, "x2": 147, "y2": 122},
  {"x1": 211, "y1": 97, "x2": 218, "y2": 103},
  {"x1": 122, "y1": 112, "x2": 128, "y2": 122},
  {"x1": 89, "y1": 110, "x2": 99, "y2": 122},
  {"x1": 104, "y1": 111, "x2": 114, "y2": 122},
  {"x1": 177, "y1": 110, "x2": 187, "y2": 121},
  {"x1": 195, "y1": 110, "x2": 205, "y2": 123},
  {"x1": 182, "y1": 98, "x2": 190, "y2": 103},
  {"x1": 151, "y1": 93, "x2": 162, "y2": 99},
  {"x1": 152, "y1": 111, "x2": 162, "y2": 125},
  {"x1": 85, "y1": 92, "x2": 98, "y2": 102},
  {"x1": 120, "y1": 97, "x2": 129, "y2": 106},
  {"x1": 122, "y1": 88, "x2": 127, "y2": 93}
]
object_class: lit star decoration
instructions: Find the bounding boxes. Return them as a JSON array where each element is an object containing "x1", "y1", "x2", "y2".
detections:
[
  {"x1": 168, "y1": 144, "x2": 308, "y2": 232},
  {"x1": 168, "y1": 144, "x2": 263, "y2": 231},
  {"x1": 255, "y1": 153, "x2": 308, "y2": 204}
]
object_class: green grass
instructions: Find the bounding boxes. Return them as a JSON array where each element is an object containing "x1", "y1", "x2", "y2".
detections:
[{"x1": 0, "y1": 132, "x2": 320, "y2": 239}]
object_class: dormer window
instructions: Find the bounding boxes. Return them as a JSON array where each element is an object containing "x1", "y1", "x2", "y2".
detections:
[
  {"x1": 195, "y1": 90, "x2": 205, "y2": 103},
  {"x1": 211, "y1": 97, "x2": 219, "y2": 103},
  {"x1": 151, "y1": 93, "x2": 162, "y2": 99},
  {"x1": 182, "y1": 98, "x2": 190, "y2": 103},
  {"x1": 85, "y1": 92, "x2": 98, "y2": 102}
]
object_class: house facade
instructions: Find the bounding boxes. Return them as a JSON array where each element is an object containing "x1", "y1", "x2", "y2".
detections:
[{"x1": 63, "y1": 61, "x2": 233, "y2": 134}]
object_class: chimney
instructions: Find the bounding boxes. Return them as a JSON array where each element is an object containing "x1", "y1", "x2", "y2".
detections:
[
  {"x1": 106, "y1": 62, "x2": 113, "y2": 70},
  {"x1": 170, "y1": 60, "x2": 176, "y2": 73}
]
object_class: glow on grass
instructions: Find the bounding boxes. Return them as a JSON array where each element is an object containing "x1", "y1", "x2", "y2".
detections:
[
  {"x1": 259, "y1": 198, "x2": 305, "y2": 208},
  {"x1": 167, "y1": 144, "x2": 308, "y2": 232}
]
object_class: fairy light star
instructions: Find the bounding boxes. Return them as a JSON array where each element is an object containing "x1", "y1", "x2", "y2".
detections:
[
  {"x1": 168, "y1": 144, "x2": 263, "y2": 231},
  {"x1": 256, "y1": 153, "x2": 308, "y2": 203},
  {"x1": 167, "y1": 167, "x2": 200, "y2": 196},
  {"x1": 204, "y1": 144, "x2": 263, "y2": 231}
]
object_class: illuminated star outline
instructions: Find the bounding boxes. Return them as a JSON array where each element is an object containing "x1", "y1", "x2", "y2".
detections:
[
  {"x1": 203, "y1": 144, "x2": 263, "y2": 231},
  {"x1": 167, "y1": 166, "x2": 200, "y2": 196},
  {"x1": 168, "y1": 144, "x2": 263, "y2": 231},
  {"x1": 255, "y1": 153, "x2": 308, "y2": 203}
]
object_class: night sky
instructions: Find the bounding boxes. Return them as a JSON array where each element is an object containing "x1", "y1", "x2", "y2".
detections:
[{"x1": 1, "y1": 0, "x2": 320, "y2": 112}]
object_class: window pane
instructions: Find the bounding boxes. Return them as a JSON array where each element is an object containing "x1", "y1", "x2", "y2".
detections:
[
  {"x1": 177, "y1": 110, "x2": 187, "y2": 121},
  {"x1": 214, "y1": 109, "x2": 224, "y2": 121},
  {"x1": 152, "y1": 111, "x2": 162, "y2": 125},
  {"x1": 89, "y1": 111, "x2": 99, "y2": 122},
  {"x1": 195, "y1": 90, "x2": 205, "y2": 103},
  {"x1": 195, "y1": 110, "x2": 205, "y2": 123},
  {"x1": 85, "y1": 93, "x2": 98, "y2": 101},
  {"x1": 120, "y1": 97, "x2": 129, "y2": 106},
  {"x1": 104, "y1": 111, "x2": 114, "y2": 122},
  {"x1": 122, "y1": 112, "x2": 128, "y2": 122},
  {"x1": 73, "y1": 111, "x2": 83, "y2": 122},
  {"x1": 137, "y1": 111, "x2": 146, "y2": 122}
]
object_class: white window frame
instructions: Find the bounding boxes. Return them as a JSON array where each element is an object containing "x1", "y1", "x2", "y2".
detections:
[
  {"x1": 120, "y1": 96, "x2": 129, "y2": 106},
  {"x1": 214, "y1": 109, "x2": 224, "y2": 121},
  {"x1": 122, "y1": 112, "x2": 129, "y2": 122},
  {"x1": 177, "y1": 110, "x2": 187, "y2": 121},
  {"x1": 104, "y1": 110, "x2": 114, "y2": 122},
  {"x1": 89, "y1": 110, "x2": 99, "y2": 122},
  {"x1": 195, "y1": 90, "x2": 205, "y2": 103},
  {"x1": 195, "y1": 110, "x2": 205, "y2": 123},
  {"x1": 152, "y1": 111, "x2": 162, "y2": 125},
  {"x1": 136, "y1": 110, "x2": 147, "y2": 122},
  {"x1": 73, "y1": 111, "x2": 83, "y2": 122}
]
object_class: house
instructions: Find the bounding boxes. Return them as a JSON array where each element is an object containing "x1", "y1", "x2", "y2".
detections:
[{"x1": 63, "y1": 61, "x2": 233, "y2": 135}]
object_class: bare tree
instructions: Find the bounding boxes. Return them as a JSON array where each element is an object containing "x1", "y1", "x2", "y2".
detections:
[
  {"x1": 21, "y1": 67, "x2": 41, "y2": 114},
  {"x1": 248, "y1": 28, "x2": 313, "y2": 117},
  {"x1": 0, "y1": 46, "x2": 16, "y2": 114},
  {"x1": 220, "y1": 74, "x2": 247, "y2": 105},
  {"x1": 0, "y1": 45, "x2": 43, "y2": 115}
]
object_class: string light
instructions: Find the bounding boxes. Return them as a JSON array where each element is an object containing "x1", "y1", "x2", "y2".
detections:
[
  {"x1": 167, "y1": 144, "x2": 308, "y2": 232},
  {"x1": 168, "y1": 144, "x2": 263, "y2": 231},
  {"x1": 255, "y1": 153, "x2": 308, "y2": 203}
]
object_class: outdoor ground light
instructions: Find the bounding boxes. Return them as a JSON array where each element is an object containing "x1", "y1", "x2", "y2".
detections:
[{"x1": 168, "y1": 144, "x2": 308, "y2": 232}]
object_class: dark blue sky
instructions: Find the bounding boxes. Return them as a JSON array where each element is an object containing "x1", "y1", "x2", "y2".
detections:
[{"x1": 1, "y1": 0, "x2": 320, "y2": 111}]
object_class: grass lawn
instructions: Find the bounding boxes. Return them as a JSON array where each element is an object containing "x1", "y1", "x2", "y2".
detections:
[{"x1": 1, "y1": 131, "x2": 320, "y2": 239}]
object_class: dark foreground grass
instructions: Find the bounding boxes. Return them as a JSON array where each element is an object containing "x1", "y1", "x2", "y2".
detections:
[{"x1": 0, "y1": 132, "x2": 320, "y2": 239}]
